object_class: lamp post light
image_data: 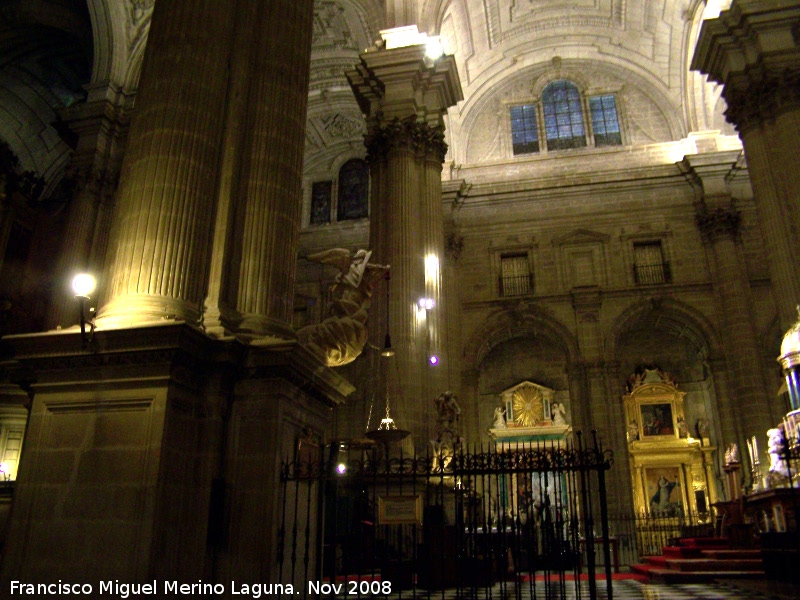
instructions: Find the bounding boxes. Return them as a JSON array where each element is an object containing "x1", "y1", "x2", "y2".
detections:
[{"x1": 72, "y1": 273, "x2": 96, "y2": 348}]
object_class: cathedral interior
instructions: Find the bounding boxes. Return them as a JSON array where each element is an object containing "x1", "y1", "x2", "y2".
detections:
[{"x1": 1, "y1": 0, "x2": 800, "y2": 588}]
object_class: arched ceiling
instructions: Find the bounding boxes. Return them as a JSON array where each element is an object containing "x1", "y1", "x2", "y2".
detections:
[
  {"x1": 0, "y1": 0, "x2": 92, "y2": 178},
  {"x1": 0, "y1": 0, "x2": 730, "y2": 190}
]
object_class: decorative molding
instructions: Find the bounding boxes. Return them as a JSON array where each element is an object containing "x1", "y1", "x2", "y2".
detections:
[
  {"x1": 694, "y1": 206, "x2": 741, "y2": 243},
  {"x1": 723, "y1": 74, "x2": 800, "y2": 133},
  {"x1": 445, "y1": 233, "x2": 464, "y2": 262},
  {"x1": 365, "y1": 119, "x2": 448, "y2": 164}
]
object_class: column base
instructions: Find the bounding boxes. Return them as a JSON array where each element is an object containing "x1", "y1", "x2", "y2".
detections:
[
  {"x1": 224, "y1": 313, "x2": 298, "y2": 347},
  {"x1": 94, "y1": 294, "x2": 202, "y2": 329}
]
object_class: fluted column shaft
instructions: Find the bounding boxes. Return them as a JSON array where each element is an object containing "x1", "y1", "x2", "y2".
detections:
[
  {"x1": 737, "y1": 122, "x2": 800, "y2": 328},
  {"x1": 96, "y1": 0, "x2": 235, "y2": 327},
  {"x1": 696, "y1": 206, "x2": 778, "y2": 456},
  {"x1": 349, "y1": 43, "x2": 463, "y2": 448},
  {"x1": 693, "y1": 0, "x2": 800, "y2": 330},
  {"x1": 224, "y1": 0, "x2": 314, "y2": 343}
]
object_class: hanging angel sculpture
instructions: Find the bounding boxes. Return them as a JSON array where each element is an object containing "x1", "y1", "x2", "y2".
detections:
[{"x1": 298, "y1": 249, "x2": 389, "y2": 367}]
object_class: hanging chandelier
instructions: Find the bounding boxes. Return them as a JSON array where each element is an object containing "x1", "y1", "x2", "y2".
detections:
[{"x1": 366, "y1": 271, "x2": 409, "y2": 445}]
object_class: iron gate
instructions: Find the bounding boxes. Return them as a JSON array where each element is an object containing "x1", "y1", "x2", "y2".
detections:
[{"x1": 277, "y1": 432, "x2": 614, "y2": 599}]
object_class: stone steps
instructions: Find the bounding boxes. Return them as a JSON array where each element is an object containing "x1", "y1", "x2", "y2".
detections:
[{"x1": 632, "y1": 537, "x2": 764, "y2": 584}]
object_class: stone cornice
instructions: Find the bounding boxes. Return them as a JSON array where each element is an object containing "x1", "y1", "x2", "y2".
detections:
[
  {"x1": 2, "y1": 323, "x2": 354, "y2": 407},
  {"x1": 724, "y1": 73, "x2": 800, "y2": 132},
  {"x1": 346, "y1": 44, "x2": 463, "y2": 128},
  {"x1": 692, "y1": 0, "x2": 800, "y2": 132}
]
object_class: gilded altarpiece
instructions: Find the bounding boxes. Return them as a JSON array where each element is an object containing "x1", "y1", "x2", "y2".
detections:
[
  {"x1": 623, "y1": 370, "x2": 717, "y2": 553},
  {"x1": 489, "y1": 381, "x2": 572, "y2": 521}
]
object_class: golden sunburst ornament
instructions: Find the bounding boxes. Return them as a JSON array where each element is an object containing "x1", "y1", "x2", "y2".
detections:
[{"x1": 512, "y1": 385, "x2": 543, "y2": 427}]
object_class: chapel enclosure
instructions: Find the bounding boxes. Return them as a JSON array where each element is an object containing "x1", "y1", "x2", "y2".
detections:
[{"x1": 278, "y1": 431, "x2": 615, "y2": 599}]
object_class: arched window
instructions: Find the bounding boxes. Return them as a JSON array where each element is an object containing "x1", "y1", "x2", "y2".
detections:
[
  {"x1": 308, "y1": 158, "x2": 370, "y2": 226},
  {"x1": 508, "y1": 80, "x2": 622, "y2": 156},
  {"x1": 541, "y1": 80, "x2": 586, "y2": 150},
  {"x1": 337, "y1": 159, "x2": 369, "y2": 221}
]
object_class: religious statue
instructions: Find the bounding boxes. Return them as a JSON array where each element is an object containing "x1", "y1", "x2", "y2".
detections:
[
  {"x1": 492, "y1": 405, "x2": 507, "y2": 429},
  {"x1": 435, "y1": 391, "x2": 461, "y2": 430},
  {"x1": 297, "y1": 249, "x2": 389, "y2": 367},
  {"x1": 431, "y1": 391, "x2": 462, "y2": 469},
  {"x1": 627, "y1": 419, "x2": 640, "y2": 442},
  {"x1": 724, "y1": 443, "x2": 740, "y2": 465},
  {"x1": 695, "y1": 418, "x2": 710, "y2": 440},
  {"x1": 767, "y1": 427, "x2": 791, "y2": 484},
  {"x1": 550, "y1": 402, "x2": 567, "y2": 426},
  {"x1": 676, "y1": 416, "x2": 688, "y2": 438}
]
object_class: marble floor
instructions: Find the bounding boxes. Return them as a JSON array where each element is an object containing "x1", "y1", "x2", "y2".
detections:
[{"x1": 367, "y1": 579, "x2": 799, "y2": 600}]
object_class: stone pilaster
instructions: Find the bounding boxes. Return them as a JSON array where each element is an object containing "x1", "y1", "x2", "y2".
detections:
[
  {"x1": 570, "y1": 288, "x2": 606, "y2": 433},
  {"x1": 602, "y1": 361, "x2": 632, "y2": 514},
  {"x1": 684, "y1": 150, "x2": 779, "y2": 464},
  {"x1": 95, "y1": 0, "x2": 236, "y2": 328},
  {"x1": 692, "y1": 0, "x2": 800, "y2": 330},
  {"x1": 347, "y1": 42, "x2": 462, "y2": 448},
  {"x1": 46, "y1": 86, "x2": 131, "y2": 329},
  {"x1": 566, "y1": 362, "x2": 591, "y2": 434},
  {"x1": 695, "y1": 206, "x2": 778, "y2": 436}
]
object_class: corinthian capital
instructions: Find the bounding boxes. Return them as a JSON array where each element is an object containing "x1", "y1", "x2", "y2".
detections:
[
  {"x1": 365, "y1": 118, "x2": 448, "y2": 164},
  {"x1": 724, "y1": 73, "x2": 800, "y2": 133},
  {"x1": 695, "y1": 206, "x2": 742, "y2": 243}
]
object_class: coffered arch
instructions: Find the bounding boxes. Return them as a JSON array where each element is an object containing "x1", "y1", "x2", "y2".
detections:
[
  {"x1": 606, "y1": 298, "x2": 723, "y2": 378},
  {"x1": 463, "y1": 304, "x2": 580, "y2": 374}
]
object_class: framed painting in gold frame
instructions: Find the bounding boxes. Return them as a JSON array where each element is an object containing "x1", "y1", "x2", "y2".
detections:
[
  {"x1": 640, "y1": 402, "x2": 675, "y2": 437},
  {"x1": 644, "y1": 466, "x2": 684, "y2": 518}
]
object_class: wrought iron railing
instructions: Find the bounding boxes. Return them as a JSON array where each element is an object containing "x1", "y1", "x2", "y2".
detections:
[
  {"x1": 279, "y1": 434, "x2": 616, "y2": 599},
  {"x1": 633, "y1": 262, "x2": 671, "y2": 285},
  {"x1": 499, "y1": 273, "x2": 533, "y2": 296}
]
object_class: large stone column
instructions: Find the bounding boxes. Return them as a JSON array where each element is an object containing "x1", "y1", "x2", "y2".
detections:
[
  {"x1": 693, "y1": 0, "x2": 800, "y2": 330},
  {"x1": 682, "y1": 151, "x2": 779, "y2": 466},
  {"x1": 347, "y1": 36, "x2": 462, "y2": 447},
  {"x1": 220, "y1": 0, "x2": 315, "y2": 344},
  {"x1": 1, "y1": 0, "x2": 345, "y2": 591},
  {"x1": 94, "y1": 0, "x2": 236, "y2": 327}
]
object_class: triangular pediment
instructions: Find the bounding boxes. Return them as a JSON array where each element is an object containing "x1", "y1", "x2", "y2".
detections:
[{"x1": 552, "y1": 228, "x2": 610, "y2": 246}]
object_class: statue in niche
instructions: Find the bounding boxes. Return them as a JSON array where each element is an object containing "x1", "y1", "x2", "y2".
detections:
[
  {"x1": 435, "y1": 391, "x2": 461, "y2": 433},
  {"x1": 550, "y1": 402, "x2": 567, "y2": 426},
  {"x1": 432, "y1": 391, "x2": 461, "y2": 471},
  {"x1": 297, "y1": 249, "x2": 389, "y2": 367},
  {"x1": 695, "y1": 418, "x2": 710, "y2": 439},
  {"x1": 677, "y1": 416, "x2": 689, "y2": 438},
  {"x1": 492, "y1": 405, "x2": 507, "y2": 429},
  {"x1": 627, "y1": 419, "x2": 640, "y2": 442},
  {"x1": 767, "y1": 426, "x2": 791, "y2": 485}
]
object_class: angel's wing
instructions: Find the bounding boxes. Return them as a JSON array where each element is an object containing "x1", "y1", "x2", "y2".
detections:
[{"x1": 306, "y1": 248, "x2": 352, "y2": 272}]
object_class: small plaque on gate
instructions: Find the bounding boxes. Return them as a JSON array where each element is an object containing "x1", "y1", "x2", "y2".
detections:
[{"x1": 377, "y1": 495, "x2": 422, "y2": 525}]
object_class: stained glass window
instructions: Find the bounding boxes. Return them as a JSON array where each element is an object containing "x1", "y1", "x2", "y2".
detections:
[
  {"x1": 510, "y1": 104, "x2": 540, "y2": 155},
  {"x1": 337, "y1": 159, "x2": 369, "y2": 221},
  {"x1": 542, "y1": 80, "x2": 586, "y2": 150},
  {"x1": 310, "y1": 180, "x2": 332, "y2": 225},
  {"x1": 589, "y1": 95, "x2": 622, "y2": 146}
]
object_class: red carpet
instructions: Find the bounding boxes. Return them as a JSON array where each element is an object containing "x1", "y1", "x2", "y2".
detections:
[{"x1": 518, "y1": 572, "x2": 649, "y2": 583}]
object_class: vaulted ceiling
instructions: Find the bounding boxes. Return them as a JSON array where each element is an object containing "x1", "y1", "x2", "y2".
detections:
[{"x1": 0, "y1": 0, "x2": 731, "y2": 195}]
